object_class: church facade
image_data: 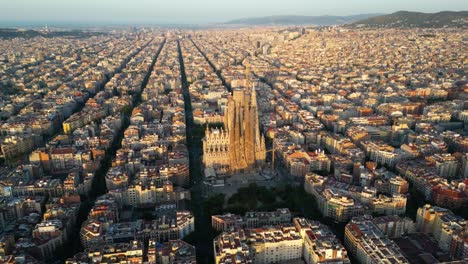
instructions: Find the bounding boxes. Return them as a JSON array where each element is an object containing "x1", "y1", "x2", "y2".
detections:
[{"x1": 203, "y1": 86, "x2": 266, "y2": 174}]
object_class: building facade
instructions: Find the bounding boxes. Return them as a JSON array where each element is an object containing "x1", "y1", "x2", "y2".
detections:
[{"x1": 344, "y1": 215, "x2": 409, "y2": 263}]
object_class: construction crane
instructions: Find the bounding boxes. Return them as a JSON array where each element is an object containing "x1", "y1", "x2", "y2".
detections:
[
  {"x1": 245, "y1": 62, "x2": 250, "y2": 88},
  {"x1": 256, "y1": 134, "x2": 279, "y2": 174},
  {"x1": 264, "y1": 147, "x2": 276, "y2": 173}
]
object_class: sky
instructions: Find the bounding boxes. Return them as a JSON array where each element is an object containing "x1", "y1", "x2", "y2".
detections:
[{"x1": 1, "y1": 0, "x2": 467, "y2": 25}]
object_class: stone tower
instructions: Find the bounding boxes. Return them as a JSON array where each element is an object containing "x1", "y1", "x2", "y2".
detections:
[{"x1": 203, "y1": 85, "x2": 266, "y2": 174}]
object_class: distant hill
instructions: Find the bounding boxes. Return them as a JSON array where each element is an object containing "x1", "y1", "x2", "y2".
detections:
[
  {"x1": 348, "y1": 11, "x2": 468, "y2": 28},
  {"x1": 224, "y1": 14, "x2": 383, "y2": 26},
  {"x1": 0, "y1": 28, "x2": 106, "y2": 39}
]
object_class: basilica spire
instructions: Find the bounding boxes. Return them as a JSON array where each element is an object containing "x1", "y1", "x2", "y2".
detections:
[
  {"x1": 251, "y1": 83, "x2": 257, "y2": 108},
  {"x1": 202, "y1": 69, "x2": 266, "y2": 173}
]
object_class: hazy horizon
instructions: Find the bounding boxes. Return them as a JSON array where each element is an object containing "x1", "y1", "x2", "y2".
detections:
[{"x1": 1, "y1": 0, "x2": 467, "y2": 26}]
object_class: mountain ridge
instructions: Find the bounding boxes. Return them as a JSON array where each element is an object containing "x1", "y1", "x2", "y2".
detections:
[
  {"x1": 224, "y1": 14, "x2": 383, "y2": 26},
  {"x1": 348, "y1": 11, "x2": 468, "y2": 28}
]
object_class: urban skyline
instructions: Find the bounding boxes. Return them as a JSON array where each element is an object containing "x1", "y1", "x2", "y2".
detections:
[
  {"x1": 0, "y1": 3, "x2": 467, "y2": 264},
  {"x1": 1, "y1": 0, "x2": 467, "y2": 25}
]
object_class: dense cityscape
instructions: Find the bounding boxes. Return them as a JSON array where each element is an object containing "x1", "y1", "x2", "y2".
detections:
[{"x1": 0, "y1": 11, "x2": 467, "y2": 264}]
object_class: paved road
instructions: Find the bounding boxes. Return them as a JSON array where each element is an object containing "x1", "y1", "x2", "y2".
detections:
[{"x1": 177, "y1": 39, "x2": 214, "y2": 264}]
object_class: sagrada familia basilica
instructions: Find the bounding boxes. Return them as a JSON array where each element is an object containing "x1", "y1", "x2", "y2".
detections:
[{"x1": 202, "y1": 85, "x2": 266, "y2": 174}]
